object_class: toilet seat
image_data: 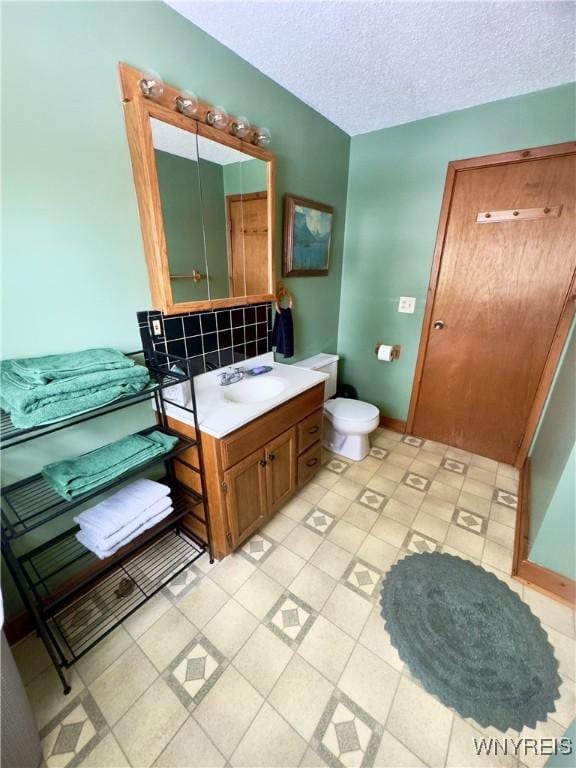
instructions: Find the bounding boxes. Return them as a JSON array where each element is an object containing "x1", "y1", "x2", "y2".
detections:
[{"x1": 324, "y1": 398, "x2": 379, "y2": 425}]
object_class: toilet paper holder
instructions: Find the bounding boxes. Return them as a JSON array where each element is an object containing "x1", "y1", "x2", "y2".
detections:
[{"x1": 374, "y1": 343, "x2": 401, "y2": 360}]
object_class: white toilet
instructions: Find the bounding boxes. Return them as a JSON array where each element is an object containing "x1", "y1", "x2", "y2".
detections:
[{"x1": 296, "y1": 353, "x2": 380, "y2": 461}]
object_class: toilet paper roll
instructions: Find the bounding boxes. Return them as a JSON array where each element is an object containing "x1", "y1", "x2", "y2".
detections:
[{"x1": 377, "y1": 344, "x2": 394, "y2": 362}]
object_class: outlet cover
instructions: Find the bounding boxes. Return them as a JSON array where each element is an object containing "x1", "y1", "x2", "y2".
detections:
[
  {"x1": 398, "y1": 297, "x2": 416, "y2": 314},
  {"x1": 151, "y1": 319, "x2": 162, "y2": 336}
]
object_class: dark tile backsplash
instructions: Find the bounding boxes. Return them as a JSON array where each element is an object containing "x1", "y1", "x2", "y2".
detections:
[{"x1": 137, "y1": 303, "x2": 273, "y2": 376}]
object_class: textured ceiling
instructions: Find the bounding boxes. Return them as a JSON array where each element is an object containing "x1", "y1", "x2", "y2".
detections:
[{"x1": 165, "y1": 1, "x2": 576, "y2": 135}]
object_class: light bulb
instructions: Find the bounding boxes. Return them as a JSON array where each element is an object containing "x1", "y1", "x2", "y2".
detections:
[
  {"x1": 253, "y1": 126, "x2": 271, "y2": 147},
  {"x1": 231, "y1": 116, "x2": 252, "y2": 139},
  {"x1": 175, "y1": 90, "x2": 199, "y2": 117},
  {"x1": 206, "y1": 105, "x2": 229, "y2": 131},
  {"x1": 138, "y1": 71, "x2": 164, "y2": 100}
]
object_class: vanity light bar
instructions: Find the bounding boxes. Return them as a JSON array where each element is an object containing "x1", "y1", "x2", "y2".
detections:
[
  {"x1": 132, "y1": 65, "x2": 271, "y2": 147},
  {"x1": 175, "y1": 91, "x2": 199, "y2": 117},
  {"x1": 138, "y1": 72, "x2": 164, "y2": 100}
]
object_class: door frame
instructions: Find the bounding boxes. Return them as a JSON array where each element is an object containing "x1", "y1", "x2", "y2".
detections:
[
  {"x1": 512, "y1": 458, "x2": 575, "y2": 605},
  {"x1": 406, "y1": 141, "x2": 576, "y2": 468}
]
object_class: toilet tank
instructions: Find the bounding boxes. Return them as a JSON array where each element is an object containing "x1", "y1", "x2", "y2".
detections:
[{"x1": 294, "y1": 353, "x2": 339, "y2": 400}]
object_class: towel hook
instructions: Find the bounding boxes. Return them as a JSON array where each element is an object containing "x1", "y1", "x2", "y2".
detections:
[{"x1": 275, "y1": 284, "x2": 294, "y2": 313}]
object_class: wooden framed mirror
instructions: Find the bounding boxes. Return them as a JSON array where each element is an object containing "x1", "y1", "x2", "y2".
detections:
[{"x1": 119, "y1": 63, "x2": 276, "y2": 314}]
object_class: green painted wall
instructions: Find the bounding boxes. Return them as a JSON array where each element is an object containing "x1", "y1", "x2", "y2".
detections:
[
  {"x1": 154, "y1": 149, "x2": 208, "y2": 301},
  {"x1": 338, "y1": 83, "x2": 576, "y2": 417},
  {"x1": 2, "y1": 0, "x2": 349, "y2": 362},
  {"x1": 223, "y1": 159, "x2": 268, "y2": 197},
  {"x1": 3, "y1": 0, "x2": 574, "y2": 620},
  {"x1": 528, "y1": 323, "x2": 575, "y2": 581},
  {"x1": 545, "y1": 720, "x2": 575, "y2": 767},
  {"x1": 1, "y1": 0, "x2": 349, "y2": 617},
  {"x1": 198, "y1": 159, "x2": 230, "y2": 301}
]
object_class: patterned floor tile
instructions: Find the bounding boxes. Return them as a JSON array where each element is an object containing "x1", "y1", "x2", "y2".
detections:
[
  {"x1": 326, "y1": 458, "x2": 350, "y2": 475},
  {"x1": 312, "y1": 689, "x2": 383, "y2": 768},
  {"x1": 357, "y1": 490, "x2": 386, "y2": 510},
  {"x1": 422, "y1": 439, "x2": 448, "y2": 455},
  {"x1": 22, "y1": 427, "x2": 576, "y2": 768},
  {"x1": 369, "y1": 447, "x2": 388, "y2": 460},
  {"x1": 60, "y1": 590, "x2": 113, "y2": 649},
  {"x1": 165, "y1": 634, "x2": 226, "y2": 709},
  {"x1": 440, "y1": 457, "x2": 467, "y2": 475},
  {"x1": 342, "y1": 558, "x2": 382, "y2": 601},
  {"x1": 402, "y1": 472, "x2": 430, "y2": 492},
  {"x1": 401, "y1": 435, "x2": 424, "y2": 448},
  {"x1": 303, "y1": 507, "x2": 338, "y2": 535},
  {"x1": 163, "y1": 565, "x2": 202, "y2": 601},
  {"x1": 452, "y1": 508, "x2": 486, "y2": 536},
  {"x1": 266, "y1": 591, "x2": 317, "y2": 649},
  {"x1": 240, "y1": 532, "x2": 275, "y2": 564},
  {"x1": 403, "y1": 530, "x2": 440, "y2": 554},
  {"x1": 493, "y1": 488, "x2": 518, "y2": 509},
  {"x1": 40, "y1": 692, "x2": 106, "y2": 768}
]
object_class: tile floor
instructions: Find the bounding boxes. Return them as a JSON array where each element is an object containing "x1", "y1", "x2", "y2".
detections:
[{"x1": 14, "y1": 428, "x2": 576, "y2": 768}]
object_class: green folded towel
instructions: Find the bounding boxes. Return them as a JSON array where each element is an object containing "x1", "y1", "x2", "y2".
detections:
[
  {"x1": 42, "y1": 430, "x2": 178, "y2": 500},
  {"x1": 1, "y1": 362, "x2": 150, "y2": 429},
  {"x1": 8, "y1": 348, "x2": 134, "y2": 386}
]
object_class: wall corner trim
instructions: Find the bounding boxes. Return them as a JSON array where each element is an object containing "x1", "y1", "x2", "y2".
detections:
[
  {"x1": 379, "y1": 415, "x2": 407, "y2": 434},
  {"x1": 512, "y1": 458, "x2": 576, "y2": 607}
]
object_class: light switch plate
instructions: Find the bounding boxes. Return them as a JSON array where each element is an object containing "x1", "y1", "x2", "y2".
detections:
[
  {"x1": 151, "y1": 319, "x2": 162, "y2": 336},
  {"x1": 398, "y1": 296, "x2": 416, "y2": 314}
]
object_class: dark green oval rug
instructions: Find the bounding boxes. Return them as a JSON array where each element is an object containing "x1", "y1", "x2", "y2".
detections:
[{"x1": 380, "y1": 552, "x2": 561, "y2": 731}]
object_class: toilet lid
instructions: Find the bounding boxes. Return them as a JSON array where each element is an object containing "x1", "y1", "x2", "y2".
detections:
[{"x1": 325, "y1": 398, "x2": 379, "y2": 423}]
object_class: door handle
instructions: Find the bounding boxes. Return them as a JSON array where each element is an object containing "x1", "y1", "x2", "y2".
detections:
[
  {"x1": 433, "y1": 320, "x2": 445, "y2": 330},
  {"x1": 268, "y1": 453, "x2": 276, "y2": 461},
  {"x1": 260, "y1": 459, "x2": 267, "y2": 467}
]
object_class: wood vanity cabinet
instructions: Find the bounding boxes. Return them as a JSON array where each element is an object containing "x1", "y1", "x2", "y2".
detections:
[
  {"x1": 223, "y1": 447, "x2": 269, "y2": 547},
  {"x1": 166, "y1": 382, "x2": 324, "y2": 559}
]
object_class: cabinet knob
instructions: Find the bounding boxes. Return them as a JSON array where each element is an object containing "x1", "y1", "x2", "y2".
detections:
[
  {"x1": 306, "y1": 458, "x2": 319, "y2": 467},
  {"x1": 268, "y1": 453, "x2": 276, "y2": 461},
  {"x1": 260, "y1": 459, "x2": 267, "y2": 467},
  {"x1": 308, "y1": 426, "x2": 320, "y2": 435}
]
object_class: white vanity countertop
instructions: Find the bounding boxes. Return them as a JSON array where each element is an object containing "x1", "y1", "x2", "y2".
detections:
[{"x1": 159, "y1": 352, "x2": 328, "y2": 439}]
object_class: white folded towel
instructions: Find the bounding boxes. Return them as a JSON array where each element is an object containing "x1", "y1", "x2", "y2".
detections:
[
  {"x1": 78, "y1": 497, "x2": 172, "y2": 549},
  {"x1": 76, "y1": 503, "x2": 174, "y2": 559},
  {"x1": 74, "y1": 479, "x2": 170, "y2": 539}
]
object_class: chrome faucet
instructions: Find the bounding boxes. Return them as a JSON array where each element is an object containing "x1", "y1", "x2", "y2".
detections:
[{"x1": 217, "y1": 367, "x2": 246, "y2": 386}]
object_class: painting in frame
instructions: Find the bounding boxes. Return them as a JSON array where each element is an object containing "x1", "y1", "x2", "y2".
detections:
[{"x1": 282, "y1": 194, "x2": 333, "y2": 277}]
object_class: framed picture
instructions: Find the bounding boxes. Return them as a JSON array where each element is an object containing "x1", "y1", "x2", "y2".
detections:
[{"x1": 282, "y1": 194, "x2": 333, "y2": 276}]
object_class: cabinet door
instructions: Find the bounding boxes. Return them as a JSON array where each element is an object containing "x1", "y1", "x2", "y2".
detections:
[
  {"x1": 266, "y1": 427, "x2": 297, "y2": 513},
  {"x1": 224, "y1": 447, "x2": 268, "y2": 549}
]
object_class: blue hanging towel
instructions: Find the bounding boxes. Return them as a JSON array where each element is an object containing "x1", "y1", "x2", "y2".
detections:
[{"x1": 271, "y1": 308, "x2": 294, "y2": 358}]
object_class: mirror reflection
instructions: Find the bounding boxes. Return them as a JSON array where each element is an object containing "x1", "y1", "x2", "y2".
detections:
[
  {"x1": 152, "y1": 118, "x2": 209, "y2": 303},
  {"x1": 151, "y1": 118, "x2": 269, "y2": 305},
  {"x1": 197, "y1": 135, "x2": 269, "y2": 299}
]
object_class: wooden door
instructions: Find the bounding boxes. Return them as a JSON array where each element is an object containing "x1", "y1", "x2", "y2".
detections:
[
  {"x1": 265, "y1": 427, "x2": 296, "y2": 513},
  {"x1": 227, "y1": 196, "x2": 245, "y2": 297},
  {"x1": 242, "y1": 193, "x2": 269, "y2": 295},
  {"x1": 224, "y1": 447, "x2": 267, "y2": 548},
  {"x1": 411, "y1": 148, "x2": 576, "y2": 464},
  {"x1": 226, "y1": 193, "x2": 268, "y2": 297}
]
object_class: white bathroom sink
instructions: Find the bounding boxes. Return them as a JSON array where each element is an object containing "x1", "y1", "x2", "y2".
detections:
[{"x1": 223, "y1": 376, "x2": 287, "y2": 404}]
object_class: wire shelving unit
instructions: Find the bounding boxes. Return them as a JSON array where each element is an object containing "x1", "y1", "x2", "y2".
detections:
[{"x1": 1, "y1": 349, "x2": 212, "y2": 692}]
